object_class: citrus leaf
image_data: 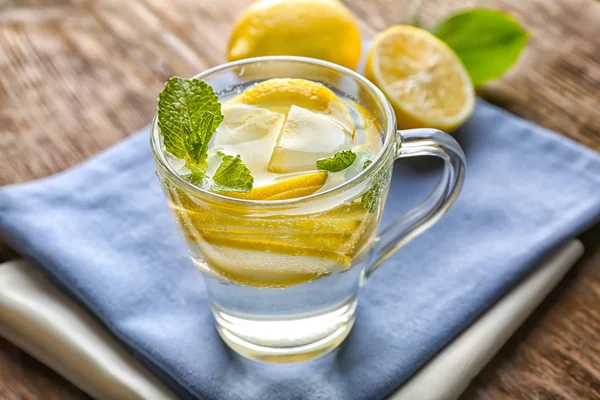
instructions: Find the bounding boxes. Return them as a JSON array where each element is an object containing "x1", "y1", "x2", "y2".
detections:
[{"x1": 433, "y1": 8, "x2": 529, "y2": 85}]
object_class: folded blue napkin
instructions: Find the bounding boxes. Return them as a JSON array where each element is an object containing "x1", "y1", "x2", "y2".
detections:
[{"x1": 1, "y1": 99, "x2": 599, "y2": 400}]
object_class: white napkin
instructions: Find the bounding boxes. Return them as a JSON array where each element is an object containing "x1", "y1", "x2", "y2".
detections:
[{"x1": 0, "y1": 240, "x2": 583, "y2": 400}]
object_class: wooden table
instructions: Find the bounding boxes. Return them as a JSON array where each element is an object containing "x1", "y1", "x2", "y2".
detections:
[{"x1": 1, "y1": 0, "x2": 599, "y2": 398}]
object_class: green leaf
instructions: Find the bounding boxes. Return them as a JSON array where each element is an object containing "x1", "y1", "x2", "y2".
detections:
[
  {"x1": 317, "y1": 150, "x2": 357, "y2": 172},
  {"x1": 157, "y1": 77, "x2": 223, "y2": 162},
  {"x1": 213, "y1": 154, "x2": 254, "y2": 193},
  {"x1": 432, "y1": 8, "x2": 529, "y2": 85},
  {"x1": 184, "y1": 112, "x2": 215, "y2": 168}
]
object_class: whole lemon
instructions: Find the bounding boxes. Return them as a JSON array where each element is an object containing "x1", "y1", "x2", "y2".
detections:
[{"x1": 227, "y1": 0, "x2": 362, "y2": 70}]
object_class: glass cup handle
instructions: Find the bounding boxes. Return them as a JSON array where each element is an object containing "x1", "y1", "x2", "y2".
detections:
[{"x1": 364, "y1": 128, "x2": 466, "y2": 279}]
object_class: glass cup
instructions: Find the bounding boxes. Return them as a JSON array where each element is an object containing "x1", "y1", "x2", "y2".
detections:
[{"x1": 151, "y1": 56, "x2": 466, "y2": 363}]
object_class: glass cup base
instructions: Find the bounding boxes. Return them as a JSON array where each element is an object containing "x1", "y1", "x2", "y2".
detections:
[{"x1": 213, "y1": 297, "x2": 357, "y2": 363}]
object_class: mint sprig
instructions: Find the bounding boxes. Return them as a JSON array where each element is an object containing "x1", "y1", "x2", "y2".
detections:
[
  {"x1": 158, "y1": 77, "x2": 223, "y2": 168},
  {"x1": 316, "y1": 150, "x2": 357, "y2": 172},
  {"x1": 157, "y1": 77, "x2": 254, "y2": 192},
  {"x1": 213, "y1": 154, "x2": 253, "y2": 193}
]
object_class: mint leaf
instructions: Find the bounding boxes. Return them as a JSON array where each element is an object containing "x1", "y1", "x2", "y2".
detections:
[
  {"x1": 363, "y1": 159, "x2": 372, "y2": 169},
  {"x1": 157, "y1": 77, "x2": 223, "y2": 162},
  {"x1": 432, "y1": 8, "x2": 528, "y2": 85},
  {"x1": 156, "y1": 77, "x2": 251, "y2": 189},
  {"x1": 213, "y1": 154, "x2": 253, "y2": 192},
  {"x1": 184, "y1": 112, "x2": 215, "y2": 168},
  {"x1": 317, "y1": 150, "x2": 357, "y2": 172}
]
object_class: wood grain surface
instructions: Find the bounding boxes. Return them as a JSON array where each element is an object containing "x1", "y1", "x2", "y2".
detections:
[{"x1": 0, "y1": 0, "x2": 599, "y2": 399}]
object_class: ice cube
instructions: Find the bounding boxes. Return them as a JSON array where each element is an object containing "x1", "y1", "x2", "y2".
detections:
[
  {"x1": 213, "y1": 104, "x2": 285, "y2": 146},
  {"x1": 268, "y1": 105, "x2": 353, "y2": 173}
]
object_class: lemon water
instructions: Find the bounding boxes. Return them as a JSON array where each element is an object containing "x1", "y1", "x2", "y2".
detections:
[{"x1": 162, "y1": 78, "x2": 384, "y2": 362}]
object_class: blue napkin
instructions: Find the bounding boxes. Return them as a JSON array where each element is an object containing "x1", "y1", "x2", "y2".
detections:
[{"x1": 1, "y1": 99, "x2": 599, "y2": 400}]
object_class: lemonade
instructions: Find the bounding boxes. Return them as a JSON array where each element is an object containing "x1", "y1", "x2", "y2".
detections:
[
  {"x1": 152, "y1": 66, "x2": 393, "y2": 362},
  {"x1": 161, "y1": 78, "x2": 384, "y2": 289}
]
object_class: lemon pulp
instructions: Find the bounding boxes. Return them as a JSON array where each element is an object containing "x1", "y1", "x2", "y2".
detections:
[{"x1": 365, "y1": 25, "x2": 475, "y2": 131}]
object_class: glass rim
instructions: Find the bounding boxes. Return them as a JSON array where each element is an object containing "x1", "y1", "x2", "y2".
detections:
[{"x1": 150, "y1": 56, "x2": 397, "y2": 207}]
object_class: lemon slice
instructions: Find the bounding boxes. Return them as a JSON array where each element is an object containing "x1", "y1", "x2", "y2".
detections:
[
  {"x1": 196, "y1": 235, "x2": 351, "y2": 288},
  {"x1": 229, "y1": 78, "x2": 354, "y2": 133},
  {"x1": 168, "y1": 194, "x2": 374, "y2": 287},
  {"x1": 218, "y1": 171, "x2": 328, "y2": 200},
  {"x1": 199, "y1": 231, "x2": 351, "y2": 252},
  {"x1": 365, "y1": 25, "x2": 475, "y2": 131},
  {"x1": 171, "y1": 206, "x2": 365, "y2": 236},
  {"x1": 204, "y1": 236, "x2": 351, "y2": 265},
  {"x1": 196, "y1": 245, "x2": 349, "y2": 288},
  {"x1": 227, "y1": 0, "x2": 362, "y2": 70}
]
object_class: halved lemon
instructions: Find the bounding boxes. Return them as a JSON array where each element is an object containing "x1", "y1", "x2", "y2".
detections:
[{"x1": 365, "y1": 25, "x2": 475, "y2": 131}]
